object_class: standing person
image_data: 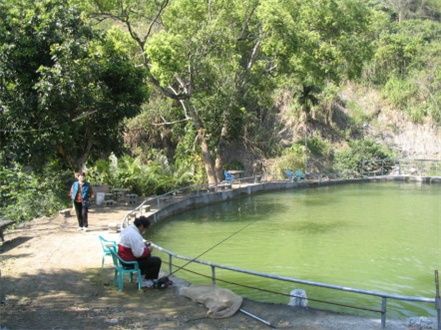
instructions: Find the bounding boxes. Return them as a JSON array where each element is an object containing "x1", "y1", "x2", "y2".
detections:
[
  {"x1": 70, "y1": 172, "x2": 94, "y2": 231},
  {"x1": 118, "y1": 216, "x2": 162, "y2": 288}
]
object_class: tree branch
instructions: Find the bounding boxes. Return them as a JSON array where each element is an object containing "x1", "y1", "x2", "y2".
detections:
[
  {"x1": 144, "y1": 0, "x2": 170, "y2": 44},
  {"x1": 246, "y1": 40, "x2": 261, "y2": 70},
  {"x1": 152, "y1": 116, "x2": 190, "y2": 126}
]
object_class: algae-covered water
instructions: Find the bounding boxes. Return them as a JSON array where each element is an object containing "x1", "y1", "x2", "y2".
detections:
[{"x1": 148, "y1": 182, "x2": 441, "y2": 318}]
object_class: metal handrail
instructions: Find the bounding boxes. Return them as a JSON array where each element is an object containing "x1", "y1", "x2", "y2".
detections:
[
  {"x1": 152, "y1": 244, "x2": 434, "y2": 302},
  {"x1": 152, "y1": 243, "x2": 438, "y2": 328},
  {"x1": 121, "y1": 184, "x2": 210, "y2": 227}
]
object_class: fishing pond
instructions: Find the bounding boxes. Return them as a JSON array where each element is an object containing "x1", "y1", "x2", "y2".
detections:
[{"x1": 148, "y1": 181, "x2": 440, "y2": 318}]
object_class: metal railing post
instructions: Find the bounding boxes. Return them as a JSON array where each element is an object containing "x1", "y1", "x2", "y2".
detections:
[
  {"x1": 169, "y1": 254, "x2": 173, "y2": 275},
  {"x1": 211, "y1": 265, "x2": 216, "y2": 286},
  {"x1": 437, "y1": 295, "x2": 441, "y2": 330},
  {"x1": 435, "y1": 270, "x2": 441, "y2": 330},
  {"x1": 381, "y1": 297, "x2": 387, "y2": 328}
]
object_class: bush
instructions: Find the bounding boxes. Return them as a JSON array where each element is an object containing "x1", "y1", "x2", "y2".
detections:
[
  {"x1": 368, "y1": 19, "x2": 441, "y2": 124},
  {"x1": 87, "y1": 152, "x2": 203, "y2": 196},
  {"x1": 270, "y1": 143, "x2": 306, "y2": 179},
  {"x1": 334, "y1": 139, "x2": 394, "y2": 177},
  {"x1": 303, "y1": 134, "x2": 331, "y2": 157},
  {"x1": 0, "y1": 163, "x2": 70, "y2": 223},
  {"x1": 224, "y1": 160, "x2": 245, "y2": 171}
]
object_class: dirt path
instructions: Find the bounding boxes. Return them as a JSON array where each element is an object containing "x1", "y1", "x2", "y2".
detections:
[{"x1": 0, "y1": 207, "x2": 413, "y2": 329}]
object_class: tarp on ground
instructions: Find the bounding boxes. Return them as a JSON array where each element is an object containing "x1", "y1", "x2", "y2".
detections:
[{"x1": 179, "y1": 285, "x2": 243, "y2": 318}]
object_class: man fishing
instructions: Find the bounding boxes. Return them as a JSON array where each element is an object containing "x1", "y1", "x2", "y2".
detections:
[{"x1": 118, "y1": 216, "x2": 167, "y2": 288}]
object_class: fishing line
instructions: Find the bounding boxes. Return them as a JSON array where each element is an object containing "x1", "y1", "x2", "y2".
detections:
[
  {"x1": 157, "y1": 209, "x2": 275, "y2": 328},
  {"x1": 165, "y1": 220, "x2": 253, "y2": 277}
]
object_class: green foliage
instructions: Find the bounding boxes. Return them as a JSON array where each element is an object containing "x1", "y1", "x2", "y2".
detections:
[
  {"x1": 173, "y1": 124, "x2": 206, "y2": 185},
  {"x1": 0, "y1": 0, "x2": 148, "y2": 169},
  {"x1": 224, "y1": 160, "x2": 245, "y2": 171},
  {"x1": 303, "y1": 134, "x2": 331, "y2": 157},
  {"x1": 2, "y1": 0, "x2": 441, "y2": 226},
  {"x1": 334, "y1": 139, "x2": 394, "y2": 177},
  {"x1": 0, "y1": 162, "x2": 70, "y2": 223},
  {"x1": 87, "y1": 151, "x2": 203, "y2": 196},
  {"x1": 380, "y1": 44, "x2": 441, "y2": 123},
  {"x1": 146, "y1": 32, "x2": 186, "y2": 87},
  {"x1": 369, "y1": 19, "x2": 441, "y2": 83},
  {"x1": 367, "y1": 18, "x2": 441, "y2": 124},
  {"x1": 258, "y1": 0, "x2": 373, "y2": 114},
  {"x1": 271, "y1": 143, "x2": 306, "y2": 179}
]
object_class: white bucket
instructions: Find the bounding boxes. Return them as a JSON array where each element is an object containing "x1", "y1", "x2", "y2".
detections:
[{"x1": 96, "y1": 192, "x2": 105, "y2": 206}]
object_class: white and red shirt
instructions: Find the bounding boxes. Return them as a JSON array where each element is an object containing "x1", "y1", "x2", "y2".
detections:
[{"x1": 118, "y1": 224, "x2": 151, "y2": 261}]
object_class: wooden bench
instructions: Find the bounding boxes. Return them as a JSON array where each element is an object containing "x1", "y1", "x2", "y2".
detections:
[{"x1": 0, "y1": 219, "x2": 14, "y2": 242}]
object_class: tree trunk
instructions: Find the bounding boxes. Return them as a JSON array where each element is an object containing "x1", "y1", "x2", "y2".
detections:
[
  {"x1": 214, "y1": 153, "x2": 224, "y2": 182},
  {"x1": 198, "y1": 128, "x2": 218, "y2": 186},
  {"x1": 57, "y1": 139, "x2": 92, "y2": 171},
  {"x1": 214, "y1": 121, "x2": 228, "y2": 182}
]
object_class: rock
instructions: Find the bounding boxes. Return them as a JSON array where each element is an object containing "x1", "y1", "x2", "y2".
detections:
[{"x1": 408, "y1": 316, "x2": 434, "y2": 329}]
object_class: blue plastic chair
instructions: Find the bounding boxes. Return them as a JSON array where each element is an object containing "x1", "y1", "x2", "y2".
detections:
[
  {"x1": 110, "y1": 249, "x2": 142, "y2": 291},
  {"x1": 284, "y1": 170, "x2": 294, "y2": 181},
  {"x1": 294, "y1": 169, "x2": 305, "y2": 181},
  {"x1": 224, "y1": 170, "x2": 235, "y2": 184},
  {"x1": 98, "y1": 235, "x2": 117, "y2": 268}
]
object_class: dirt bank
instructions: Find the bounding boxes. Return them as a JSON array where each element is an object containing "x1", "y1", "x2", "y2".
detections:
[{"x1": 0, "y1": 207, "x2": 416, "y2": 329}]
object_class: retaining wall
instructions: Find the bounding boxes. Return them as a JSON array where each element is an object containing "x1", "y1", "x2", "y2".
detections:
[{"x1": 137, "y1": 175, "x2": 440, "y2": 226}]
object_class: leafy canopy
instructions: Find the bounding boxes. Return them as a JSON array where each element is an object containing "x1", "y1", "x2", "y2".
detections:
[{"x1": 0, "y1": 0, "x2": 148, "y2": 169}]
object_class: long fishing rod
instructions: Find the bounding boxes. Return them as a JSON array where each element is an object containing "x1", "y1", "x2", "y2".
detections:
[{"x1": 164, "y1": 220, "x2": 254, "y2": 278}]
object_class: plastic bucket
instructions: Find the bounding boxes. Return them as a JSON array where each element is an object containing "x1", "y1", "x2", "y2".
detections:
[{"x1": 96, "y1": 192, "x2": 105, "y2": 206}]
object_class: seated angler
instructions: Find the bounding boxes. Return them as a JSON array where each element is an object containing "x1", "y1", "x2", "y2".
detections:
[{"x1": 118, "y1": 216, "x2": 162, "y2": 288}]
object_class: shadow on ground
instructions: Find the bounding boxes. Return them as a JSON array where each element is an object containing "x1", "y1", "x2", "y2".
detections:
[
  {"x1": 0, "y1": 236, "x2": 33, "y2": 254},
  {"x1": 0, "y1": 267, "x2": 271, "y2": 330}
]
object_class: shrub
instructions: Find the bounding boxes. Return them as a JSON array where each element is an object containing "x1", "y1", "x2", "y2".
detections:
[
  {"x1": 271, "y1": 143, "x2": 306, "y2": 179},
  {"x1": 87, "y1": 152, "x2": 202, "y2": 197},
  {"x1": 0, "y1": 163, "x2": 70, "y2": 223},
  {"x1": 303, "y1": 134, "x2": 331, "y2": 157},
  {"x1": 224, "y1": 160, "x2": 245, "y2": 171},
  {"x1": 334, "y1": 139, "x2": 394, "y2": 177}
]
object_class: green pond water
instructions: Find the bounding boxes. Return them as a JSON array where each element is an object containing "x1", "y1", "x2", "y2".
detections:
[{"x1": 148, "y1": 182, "x2": 441, "y2": 318}]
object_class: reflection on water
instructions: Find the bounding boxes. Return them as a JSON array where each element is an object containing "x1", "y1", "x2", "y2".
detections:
[
  {"x1": 287, "y1": 220, "x2": 349, "y2": 234},
  {"x1": 149, "y1": 182, "x2": 441, "y2": 318}
]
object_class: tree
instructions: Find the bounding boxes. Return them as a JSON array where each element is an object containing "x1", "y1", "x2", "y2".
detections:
[
  {"x1": 0, "y1": 0, "x2": 147, "y2": 170},
  {"x1": 381, "y1": 0, "x2": 441, "y2": 22},
  {"x1": 257, "y1": 0, "x2": 373, "y2": 119},
  {"x1": 88, "y1": 0, "x2": 272, "y2": 184},
  {"x1": 88, "y1": 0, "x2": 373, "y2": 184}
]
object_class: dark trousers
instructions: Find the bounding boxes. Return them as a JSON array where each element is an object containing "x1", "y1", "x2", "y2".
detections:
[
  {"x1": 73, "y1": 201, "x2": 88, "y2": 228},
  {"x1": 137, "y1": 256, "x2": 162, "y2": 280}
]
